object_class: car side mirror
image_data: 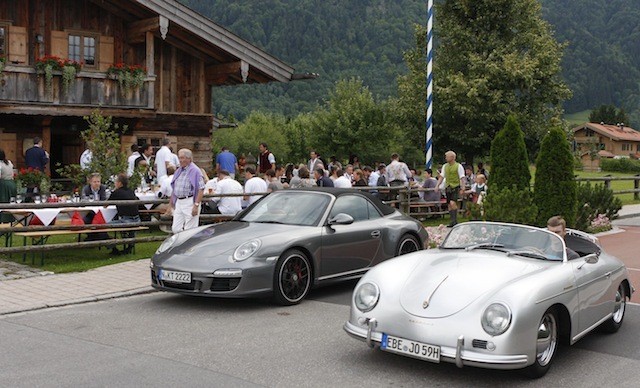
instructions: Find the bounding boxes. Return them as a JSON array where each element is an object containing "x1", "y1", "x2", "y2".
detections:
[
  {"x1": 577, "y1": 253, "x2": 599, "y2": 269},
  {"x1": 328, "y1": 213, "x2": 354, "y2": 226}
]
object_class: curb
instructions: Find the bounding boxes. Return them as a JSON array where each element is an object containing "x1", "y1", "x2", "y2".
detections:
[
  {"x1": 0, "y1": 286, "x2": 156, "y2": 316},
  {"x1": 617, "y1": 212, "x2": 640, "y2": 220}
]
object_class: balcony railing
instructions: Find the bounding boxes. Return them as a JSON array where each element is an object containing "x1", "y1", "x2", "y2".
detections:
[{"x1": 0, "y1": 65, "x2": 154, "y2": 109}]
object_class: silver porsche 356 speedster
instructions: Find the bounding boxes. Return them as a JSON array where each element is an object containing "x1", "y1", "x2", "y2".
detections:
[
  {"x1": 344, "y1": 221, "x2": 633, "y2": 378},
  {"x1": 151, "y1": 188, "x2": 428, "y2": 305}
]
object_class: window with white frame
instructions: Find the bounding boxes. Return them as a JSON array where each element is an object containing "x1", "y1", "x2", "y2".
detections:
[{"x1": 68, "y1": 32, "x2": 97, "y2": 66}]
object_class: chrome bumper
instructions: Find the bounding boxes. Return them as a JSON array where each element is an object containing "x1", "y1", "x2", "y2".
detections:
[{"x1": 344, "y1": 320, "x2": 530, "y2": 370}]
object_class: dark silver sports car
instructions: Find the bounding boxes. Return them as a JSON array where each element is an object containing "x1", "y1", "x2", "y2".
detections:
[{"x1": 151, "y1": 188, "x2": 428, "y2": 305}]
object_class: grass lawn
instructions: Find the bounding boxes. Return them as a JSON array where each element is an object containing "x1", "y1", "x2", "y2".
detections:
[
  {"x1": 564, "y1": 110, "x2": 590, "y2": 127},
  {"x1": 574, "y1": 170, "x2": 640, "y2": 205},
  {"x1": 1, "y1": 229, "x2": 167, "y2": 274}
]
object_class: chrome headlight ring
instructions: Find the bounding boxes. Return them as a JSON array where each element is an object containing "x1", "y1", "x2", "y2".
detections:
[
  {"x1": 233, "y1": 239, "x2": 262, "y2": 261},
  {"x1": 481, "y1": 302, "x2": 512, "y2": 336},
  {"x1": 355, "y1": 282, "x2": 380, "y2": 312}
]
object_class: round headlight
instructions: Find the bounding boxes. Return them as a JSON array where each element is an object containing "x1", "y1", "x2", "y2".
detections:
[
  {"x1": 233, "y1": 239, "x2": 261, "y2": 261},
  {"x1": 355, "y1": 282, "x2": 380, "y2": 312},
  {"x1": 156, "y1": 234, "x2": 179, "y2": 254},
  {"x1": 481, "y1": 303, "x2": 512, "y2": 336}
]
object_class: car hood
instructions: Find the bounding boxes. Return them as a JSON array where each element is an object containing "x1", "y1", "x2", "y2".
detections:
[
  {"x1": 156, "y1": 221, "x2": 307, "y2": 270},
  {"x1": 399, "y1": 250, "x2": 551, "y2": 318}
]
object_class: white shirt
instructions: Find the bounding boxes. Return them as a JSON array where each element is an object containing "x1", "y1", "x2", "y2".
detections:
[
  {"x1": 243, "y1": 176, "x2": 268, "y2": 207},
  {"x1": 127, "y1": 152, "x2": 140, "y2": 177},
  {"x1": 369, "y1": 171, "x2": 380, "y2": 186},
  {"x1": 154, "y1": 146, "x2": 172, "y2": 181},
  {"x1": 205, "y1": 178, "x2": 218, "y2": 194},
  {"x1": 213, "y1": 177, "x2": 243, "y2": 215},
  {"x1": 171, "y1": 153, "x2": 179, "y2": 167},
  {"x1": 80, "y1": 149, "x2": 92, "y2": 169},
  {"x1": 158, "y1": 174, "x2": 173, "y2": 198},
  {"x1": 387, "y1": 160, "x2": 412, "y2": 183},
  {"x1": 334, "y1": 175, "x2": 352, "y2": 188}
]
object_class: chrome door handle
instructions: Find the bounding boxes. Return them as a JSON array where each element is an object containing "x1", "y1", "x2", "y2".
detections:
[{"x1": 371, "y1": 230, "x2": 381, "y2": 238}]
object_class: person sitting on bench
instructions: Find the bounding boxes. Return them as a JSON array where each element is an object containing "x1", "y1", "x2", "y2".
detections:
[{"x1": 107, "y1": 173, "x2": 141, "y2": 255}]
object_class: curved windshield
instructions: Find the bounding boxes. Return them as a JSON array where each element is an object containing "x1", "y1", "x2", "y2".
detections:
[
  {"x1": 239, "y1": 191, "x2": 331, "y2": 226},
  {"x1": 441, "y1": 222, "x2": 565, "y2": 261}
]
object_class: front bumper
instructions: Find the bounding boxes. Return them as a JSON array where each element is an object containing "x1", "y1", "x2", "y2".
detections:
[
  {"x1": 343, "y1": 320, "x2": 530, "y2": 370},
  {"x1": 150, "y1": 263, "x2": 274, "y2": 298}
]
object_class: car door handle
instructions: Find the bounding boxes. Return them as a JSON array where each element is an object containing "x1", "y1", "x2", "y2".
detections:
[
  {"x1": 371, "y1": 230, "x2": 381, "y2": 238},
  {"x1": 605, "y1": 271, "x2": 611, "y2": 278}
]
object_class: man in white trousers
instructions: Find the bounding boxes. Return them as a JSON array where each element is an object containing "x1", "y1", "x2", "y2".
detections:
[{"x1": 170, "y1": 149, "x2": 205, "y2": 233}]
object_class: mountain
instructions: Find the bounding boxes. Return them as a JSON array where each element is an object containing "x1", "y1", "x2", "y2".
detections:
[{"x1": 180, "y1": 0, "x2": 640, "y2": 125}]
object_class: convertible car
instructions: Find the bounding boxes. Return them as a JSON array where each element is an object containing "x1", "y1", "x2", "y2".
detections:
[
  {"x1": 344, "y1": 222, "x2": 634, "y2": 378},
  {"x1": 151, "y1": 188, "x2": 428, "y2": 305}
]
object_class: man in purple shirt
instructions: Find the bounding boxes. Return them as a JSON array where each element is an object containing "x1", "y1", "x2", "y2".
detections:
[{"x1": 170, "y1": 148, "x2": 205, "y2": 233}]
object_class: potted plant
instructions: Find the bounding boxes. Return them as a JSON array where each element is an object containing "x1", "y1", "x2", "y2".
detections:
[
  {"x1": 35, "y1": 56, "x2": 82, "y2": 95},
  {"x1": 15, "y1": 167, "x2": 51, "y2": 194},
  {"x1": 107, "y1": 63, "x2": 147, "y2": 96}
]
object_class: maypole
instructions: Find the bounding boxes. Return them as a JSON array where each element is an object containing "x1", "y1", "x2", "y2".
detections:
[{"x1": 425, "y1": 0, "x2": 434, "y2": 169}]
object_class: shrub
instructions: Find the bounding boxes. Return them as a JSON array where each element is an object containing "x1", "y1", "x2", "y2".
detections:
[
  {"x1": 574, "y1": 183, "x2": 622, "y2": 232},
  {"x1": 533, "y1": 128, "x2": 577, "y2": 227},
  {"x1": 600, "y1": 158, "x2": 640, "y2": 173},
  {"x1": 489, "y1": 115, "x2": 531, "y2": 191},
  {"x1": 484, "y1": 187, "x2": 538, "y2": 225}
]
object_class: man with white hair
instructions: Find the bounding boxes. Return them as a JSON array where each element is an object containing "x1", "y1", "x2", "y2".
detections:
[
  {"x1": 436, "y1": 150, "x2": 465, "y2": 227},
  {"x1": 170, "y1": 149, "x2": 205, "y2": 233}
]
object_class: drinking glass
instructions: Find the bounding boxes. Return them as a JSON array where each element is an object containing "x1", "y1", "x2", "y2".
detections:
[
  {"x1": 10, "y1": 196, "x2": 15, "y2": 204},
  {"x1": 34, "y1": 195, "x2": 41, "y2": 204},
  {"x1": 16, "y1": 194, "x2": 23, "y2": 204}
]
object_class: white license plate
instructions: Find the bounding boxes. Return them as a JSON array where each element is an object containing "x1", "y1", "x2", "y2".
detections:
[
  {"x1": 380, "y1": 333, "x2": 441, "y2": 363},
  {"x1": 158, "y1": 269, "x2": 191, "y2": 284}
]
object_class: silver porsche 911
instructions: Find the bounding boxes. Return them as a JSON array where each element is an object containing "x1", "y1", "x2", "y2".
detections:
[
  {"x1": 344, "y1": 221, "x2": 634, "y2": 378},
  {"x1": 151, "y1": 188, "x2": 428, "y2": 305}
]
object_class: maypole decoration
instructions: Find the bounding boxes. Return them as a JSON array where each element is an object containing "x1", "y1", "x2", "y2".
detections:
[{"x1": 425, "y1": 0, "x2": 434, "y2": 169}]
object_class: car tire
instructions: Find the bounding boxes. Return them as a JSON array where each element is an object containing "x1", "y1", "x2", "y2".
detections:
[
  {"x1": 600, "y1": 283, "x2": 627, "y2": 333},
  {"x1": 396, "y1": 234, "x2": 420, "y2": 257},
  {"x1": 523, "y1": 308, "x2": 558, "y2": 379},
  {"x1": 272, "y1": 249, "x2": 312, "y2": 306}
]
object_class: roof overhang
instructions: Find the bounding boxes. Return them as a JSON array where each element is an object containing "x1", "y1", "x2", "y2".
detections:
[{"x1": 90, "y1": 0, "x2": 297, "y2": 85}]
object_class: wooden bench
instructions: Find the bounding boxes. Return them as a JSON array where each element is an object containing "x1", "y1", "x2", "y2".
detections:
[{"x1": 15, "y1": 226, "x2": 149, "y2": 265}]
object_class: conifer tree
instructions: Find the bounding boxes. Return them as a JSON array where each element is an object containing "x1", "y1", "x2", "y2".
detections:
[
  {"x1": 533, "y1": 128, "x2": 577, "y2": 226},
  {"x1": 489, "y1": 115, "x2": 531, "y2": 191}
]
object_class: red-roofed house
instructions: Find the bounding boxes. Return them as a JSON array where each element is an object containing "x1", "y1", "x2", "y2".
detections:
[{"x1": 572, "y1": 122, "x2": 640, "y2": 170}]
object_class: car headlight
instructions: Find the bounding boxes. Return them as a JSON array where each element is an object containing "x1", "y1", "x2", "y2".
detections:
[
  {"x1": 355, "y1": 282, "x2": 380, "y2": 312},
  {"x1": 156, "y1": 234, "x2": 179, "y2": 254},
  {"x1": 233, "y1": 239, "x2": 261, "y2": 261},
  {"x1": 481, "y1": 303, "x2": 512, "y2": 336}
]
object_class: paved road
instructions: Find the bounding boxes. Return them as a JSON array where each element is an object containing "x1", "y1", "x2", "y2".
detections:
[{"x1": 1, "y1": 286, "x2": 639, "y2": 387}]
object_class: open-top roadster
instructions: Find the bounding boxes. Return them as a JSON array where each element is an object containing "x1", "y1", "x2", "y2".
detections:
[{"x1": 344, "y1": 222, "x2": 633, "y2": 378}]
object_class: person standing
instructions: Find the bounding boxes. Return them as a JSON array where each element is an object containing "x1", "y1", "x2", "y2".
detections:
[
  {"x1": 0, "y1": 149, "x2": 17, "y2": 222},
  {"x1": 243, "y1": 167, "x2": 268, "y2": 207},
  {"x1": 135, "y1": 144, "x2": 156, "y2": 184},
  {"x1": 257, "y1": 142, "x2": 276, "y2": 174},
  {"x1": 314, "y1": 167, "x2": 334, "y2": 187},
  {"x1": 170, "y1": 149, "x2": 205, "y2": 233},
  {"x1": 154, "y1": 138, "x2": 172, "y2": 182},
  {"x1": 308, "y1": 150, "x2": 323, "y2": 172},
  {"x1": 25, "y1": 137, "x2": 49, "y2": 172},
  {"x1": 216, "y1": 146, "x2": 239, "y2": 179},
  {"x1": 387, "y1": 153, "x2": 412, "y2": 187},
  {"x1": 436, "y1": 150, "x2": 465, "y2": 227},
  {"x1": 127, "y1": 144, "x2": 141, "y2": 177}
]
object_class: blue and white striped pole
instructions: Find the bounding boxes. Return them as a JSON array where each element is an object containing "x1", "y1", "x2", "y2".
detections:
[{"x1": 425, "y1": 0, "x2": 434, "y2": 169}]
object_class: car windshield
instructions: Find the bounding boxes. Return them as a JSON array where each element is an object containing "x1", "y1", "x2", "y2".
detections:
[
  {"x1": 238, "y1": 191, "x2": 331, "y2": 226},
  {"x1": 441, "y1": 222, "x2": 565, "y2": 261}
]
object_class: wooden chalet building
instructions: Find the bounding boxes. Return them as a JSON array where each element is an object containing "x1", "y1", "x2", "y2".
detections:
[
  {"x1": 573, "y1": 122, "x2": 640, "y2": 170},
  {"x1": 0, "y1": 0, "x2": 297, "y2": 175}
]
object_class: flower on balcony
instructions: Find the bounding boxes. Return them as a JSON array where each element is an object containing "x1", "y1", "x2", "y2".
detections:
[
  {"x1": 15, "y1": 167, "x2": 51, "y2": 191},
  {"x1": 107, "y1": 63, "x2": 147, "y2": 94},
  {"x1": 35, "y1": 55, "x2": 82, "y2": 94}
]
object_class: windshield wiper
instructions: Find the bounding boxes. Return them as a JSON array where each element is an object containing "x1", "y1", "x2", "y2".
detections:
[
  {"x1": 506, "y1": 250, "x2": 554, "y2": 261},
  {"x1": 464, "y1": 243, "x2": 505, "y2": 252}
]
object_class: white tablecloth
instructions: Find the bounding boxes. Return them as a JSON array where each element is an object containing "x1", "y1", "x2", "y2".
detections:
[
  {"x1": 6, "y1": 206, "x2": 118, "y2": 226},
  {"x1": 135, "y1": 192, "x2": 158, "y2": 210}
]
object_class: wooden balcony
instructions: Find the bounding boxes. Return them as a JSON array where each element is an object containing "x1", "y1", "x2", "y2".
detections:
[{"x1": 0, "y1": 65, "x2": 155, "y2": 113}]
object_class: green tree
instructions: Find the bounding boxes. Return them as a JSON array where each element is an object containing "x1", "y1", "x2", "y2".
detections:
[
  {"x1": 533, "y1": 127, "x2": 577, "y2": 226},
  {"x1": 392, "y1": 0, "x2": 572, "y2": 164},
  {"x1": 489, "y1": 115, "x2": 531, "y2": 191},
  {"x1": 588, "y1": 104, "x2": 629, "y2": 125},
  {"x1": 307, "y1": 78, "x2": 394, "y2": 165}
]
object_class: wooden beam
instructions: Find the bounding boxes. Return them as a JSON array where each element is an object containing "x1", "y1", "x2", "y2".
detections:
[
  {"x1": 146, "y1": 31, "x2": 155, "y2": 76},
  {"x1": 128, "y1": 17, "x2": 159, "y2": 44},
  {"x1": 205, "y1": 62, "x2": 242, "y2": 84}
]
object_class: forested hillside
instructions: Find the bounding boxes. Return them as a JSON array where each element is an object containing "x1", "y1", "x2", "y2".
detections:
[{"x1": 180, "y1": 0, "x2": 640, "y2": 125}]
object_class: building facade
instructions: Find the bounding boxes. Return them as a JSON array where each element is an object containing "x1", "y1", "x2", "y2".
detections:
[
  {"x1": 572, "y1": 122, "x2": 640, "y2": 170},
  {"x1": 0, "y1": 0, "x2": 295, "y2": 176}
]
